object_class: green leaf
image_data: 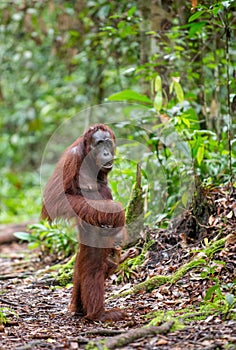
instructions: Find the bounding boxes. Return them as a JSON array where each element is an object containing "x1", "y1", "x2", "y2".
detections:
[
  {"x1": 188, "y1": 22, "x2": 207, "y2": 37},
  {"x1": 174, "y1": 82, "x2": 184, "y2": 103},
  {"x1": 118, "y1": 21, "x2": 126, "y2": 29},
  {"x1": 205, "y1": 285, "x2": 219, "y2": 301},
  {"x1": 145, "y1": 31, "x2": 156, "y2": 35},
  {"x1": 182, "y1": 117, "x2": 190, "y2": 128},
  {"x1": 127, "y1": 6, "x2": 136, "y2": 17},
  {"x1": 225, "y1": 293, "x2": 235, "y2": 307},
  {"x1": 181, "y1": 191, "x2": 189, "y2": 207},
  {"x1": 14, "y1": 231, "x2": 32, "y2": 241},
  {"x1": 154, "y1": 75, "x2": 162, "y2": 92},
  {"x1": 174, "y1": 45, "x2": 184, "y2": 51},
  {"x1": 29, "y1": 223, "x2": 47, "y2": 231},
  {"x1": 196, "y1": 145, "x2": 204, "y2": 165},
  {"x1": 193, "y1": 130, "x2": 216, "y2": 137},
  {"x1": 28, "y1": 241, "x2": 40, "y2": 249},
  {"x1": 188, "y1": 10, "x2": 206, "y2": 22},
  {"x1": 108, "y1": 90, "x2": 152, "y2": 104},
  {"x1": 154, "y1": 91, "x2": 162, "y2": 112}
]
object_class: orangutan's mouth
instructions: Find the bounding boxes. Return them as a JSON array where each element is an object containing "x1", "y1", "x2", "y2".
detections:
[{"x1": 102, "y1": 161, "x2": 113, "y2": 169}]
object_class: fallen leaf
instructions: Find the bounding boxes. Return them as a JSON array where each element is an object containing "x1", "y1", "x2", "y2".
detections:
[
  {"x1": 156, "y1": 338, "x2": 168, "y2": 345},
  {"x1": 226, "y1": 211, "x2": 233, "y2": 218}
]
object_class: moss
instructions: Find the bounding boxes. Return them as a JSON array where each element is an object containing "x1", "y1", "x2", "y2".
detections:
[
  {"x1": 50, "y1": 253, "x2": 76, "y2": 271},
  {"x1": 170, "y1": 237, "x2": 227, "y2": 284},
  {"x1": 170, "y1": 258, "x2": 206, "y2": 284},
  {"x1": 85, "y1": 341, "x2": 107, "y2": 350},
  {"x1": 143, "y1": 275, "x2": 170, "y2": 292},
  {"x1": 0, "y1": 310, "x2": 7, "y2": 325},
  {"x1": 113, "y1": 275, "x2": 170, "y2": 299},
  {"x1": 49, "y1": 254, "x2": 76, "y2": 286},
  {"x1": 204, "y1": 237, "x2": 226, "y2": 257},
  {"x1": 125, "y1": 163, "x2": 144, "y2": 242},
  {"x1": 56, "y1": 270, "x2": 73, "y2": 286},
  {"x1": 146, "y1": 307, "x2": 221, "y2": 330}
]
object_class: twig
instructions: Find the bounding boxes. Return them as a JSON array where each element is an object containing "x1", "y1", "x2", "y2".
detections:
[
  {"x1": 82, "y1": 329, "x2": 123, "y2": 336},
  {"x1": 191, "y1": 214, "x2": 214, "y2": 229},
  {"x1": 0, "y1": 273, "x2": 31, "y2": 280},
  {"x1": 0, "y1": 297, "x2": 19, "y2": 307},
  {"x1": 15, "y1": 340, "x2": 46, "y2": 350}
]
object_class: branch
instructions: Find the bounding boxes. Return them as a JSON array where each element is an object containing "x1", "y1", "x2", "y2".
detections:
[
  {"x1": 109, "y1": 275, "x2": 169, "y2": 300},
  {"x1": 91, "y1": 321, "x2": 174, "y2": 349}
]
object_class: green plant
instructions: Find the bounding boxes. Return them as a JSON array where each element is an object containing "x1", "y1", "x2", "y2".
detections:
[
  {"x1": 117, "y1": 239, "x2": 154, "y2": 282},
  {"x1": 0, "y1": 309, "x2": 7, "y2": 325},
  {"x1": 201, "y1": 283, "x2": 235, "y2": 319},
  {"x1": 0, "y1": 307, "x2": 16, "y2": 326},
  {"x1": 0, "y1": 171, "x2": 41, "y2": 223},
  {"x1": 14, "y1": 220, "x2": 77, "y2": 258},
  {"x1": 199, "y1": 257, "x2": 236, "y2": 319},
  {"x1": 107, "y1": 0, "x2": 235, "y2": 224}
]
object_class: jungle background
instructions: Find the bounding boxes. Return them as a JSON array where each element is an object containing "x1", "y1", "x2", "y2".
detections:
[{"x1": 0, "y1": 1, "x2": 236, "y2": 349}]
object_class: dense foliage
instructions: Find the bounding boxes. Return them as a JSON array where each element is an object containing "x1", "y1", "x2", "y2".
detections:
[{"x1": 0, "y1": 0, "x2": 235, "y2": 224}]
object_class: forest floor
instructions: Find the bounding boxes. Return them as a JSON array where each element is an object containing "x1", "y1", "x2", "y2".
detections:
[{"x1": 0, "y1": 186, "x2": 236, "y2": 350}]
